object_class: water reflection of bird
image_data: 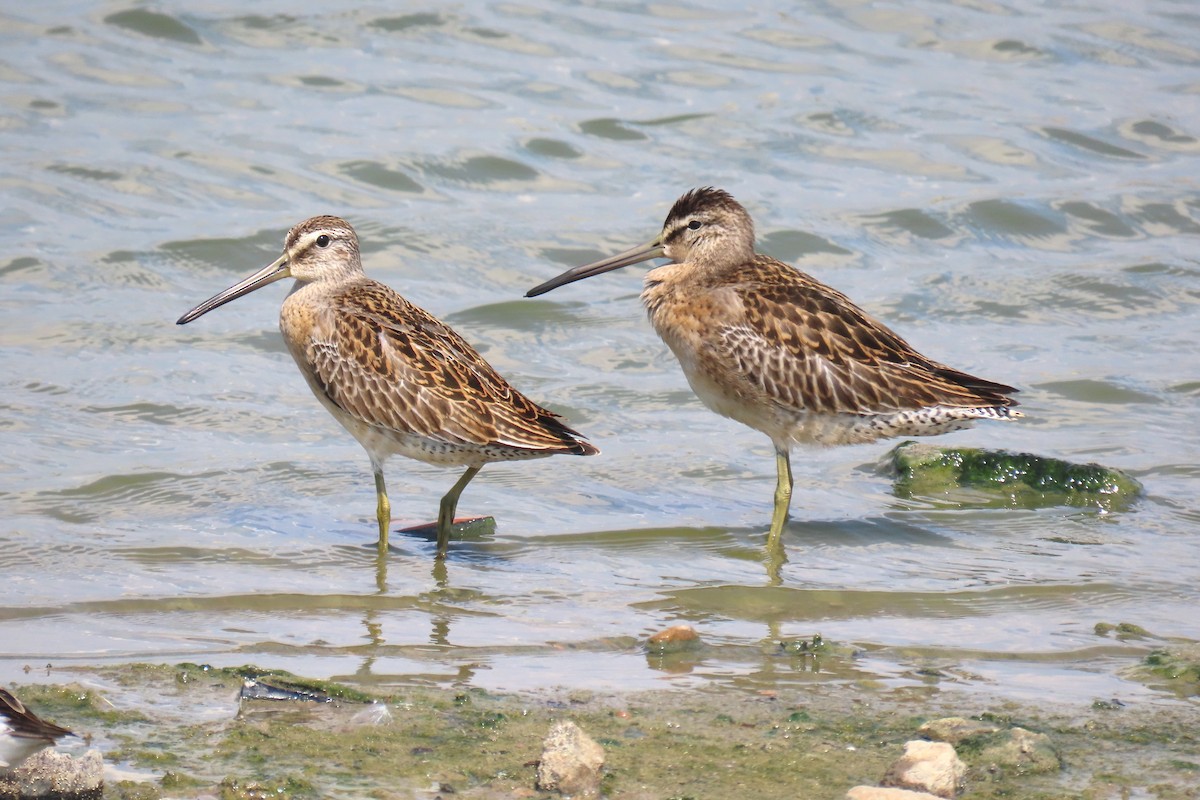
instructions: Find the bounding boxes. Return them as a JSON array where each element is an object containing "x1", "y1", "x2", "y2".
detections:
[
  {"x1": 527, "y1": 188, "x2": 1020, "y2": 548},
  {"x1": 178, "y1": 216, "x2": 597, "y2": 558},
  {"x1": 0, "y1": 688, "x2": 74, "y2": 769}
]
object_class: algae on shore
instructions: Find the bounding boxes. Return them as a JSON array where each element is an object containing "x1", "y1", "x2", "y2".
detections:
[{"x1": 9, "y1": 660, "x2": 1200, "y2": 800}]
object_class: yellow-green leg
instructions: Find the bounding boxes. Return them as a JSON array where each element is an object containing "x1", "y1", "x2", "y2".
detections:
[
  {"x1": 767, "y1": 446, "x2": 793, "y2": 550},
  {"x1": 436, "y1": 465, "x2": 482, "y2": 560},
  {"x1": 373, "y1": 465, "x2": 390, "y2": 551}
]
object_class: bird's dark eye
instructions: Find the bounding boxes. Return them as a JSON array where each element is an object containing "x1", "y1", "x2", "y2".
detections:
[
  {"x1": 316, "y1": 234, "x2": 331, "y2": 247},
  {"x1": 688, "y1": 220, "x2": 702, "y2": 230}
]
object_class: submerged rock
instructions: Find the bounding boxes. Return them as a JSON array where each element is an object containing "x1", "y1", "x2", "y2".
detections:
[
  {"x1": 778, "y1": 633, "x2": 826, "y2": 655},
  {"x1": 880, "y1": 740, "x2": 965, "y2": 798},
  {"x1": 536, "y1": 721, "x2": 604, "y2": 798},
  {"x1": 1094, "y1": 621, "x2": 1153, "y2": 640},
  {"x1": 886, "y1": 442, "x2": 1142, "y2": 510},
  {"x1": 1126, "y1": 643, "x2": 1200, "y2": 697}
]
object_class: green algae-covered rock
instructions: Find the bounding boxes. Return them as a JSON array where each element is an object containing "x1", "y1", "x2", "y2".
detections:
[
  {"x1": 1129, "y1": 643, "x2": 1200, "y2": 698},
  {"x1": 961, "y1": 726, "x2": 1063, "y2": 777},
  {"x1": 886, "y1": 442, "x2": 1142, "y2": 510},
  {"x1": 1094, "y1": 622, "x2": 1152, "y2": 640}
]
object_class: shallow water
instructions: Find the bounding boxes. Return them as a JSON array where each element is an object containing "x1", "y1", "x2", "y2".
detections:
[{"x1": 1, "y1": 1, "x2": 1199, "y2": 713}]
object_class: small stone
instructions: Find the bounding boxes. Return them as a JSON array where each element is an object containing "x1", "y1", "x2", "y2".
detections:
[
  {"x1": 916, "y1": 717, "x2": 1001, "y2": 745},
  {"x1": 881, "y1": 740, "x2": 966, "y2": 798},
  {"x1": 846, "y1": 787, "x2": 945, "y2": 800},
  {"x1": 647, "y1": 625, "x2": 700, "y2": 653},
  {"x1": 0, "y1": 749, "x2": 104, "y2": 798},
  {"x1": 535, "y1": 721, "x2": 604, "y2": 798},
  {"x1": 974, "y1": 726, "x2": 1061, "y2": 774}
]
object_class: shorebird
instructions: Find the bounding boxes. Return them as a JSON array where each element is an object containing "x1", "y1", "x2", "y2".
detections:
[
  {"x1": 178, "y1": 216, "x2": 597, "y2": 558},
  {"x1": 527, "y1": 188, "x2": 1020, "y2": 546},
  {"x1": 0, "y1": 688, "x2": 74, "y2": 769}
]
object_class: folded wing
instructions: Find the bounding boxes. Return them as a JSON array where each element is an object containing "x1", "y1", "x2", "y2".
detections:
[
  {"x1": 720, "y1": 259, "x2": 1019, "y2": 416},
  {"x1": 304, "y1": 282, "x2": 595, "y2": 455}
]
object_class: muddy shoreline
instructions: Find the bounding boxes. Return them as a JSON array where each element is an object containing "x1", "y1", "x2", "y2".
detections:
[{"x1": 7, "y1": 652, "x2": 1198, "y2": 800}]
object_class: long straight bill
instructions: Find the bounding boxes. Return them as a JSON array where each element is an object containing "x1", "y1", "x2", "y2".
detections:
[
  {"x1": 525, "y1": 239, "x2": 665, "y2": 297},
  {"x1": 176, "y1": 254, "x2": 291, "y2": 324}
]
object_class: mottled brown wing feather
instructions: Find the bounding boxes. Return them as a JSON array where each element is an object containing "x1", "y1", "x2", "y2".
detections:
[
  {"x1": 720, "y1": 257, "x2": 1019, "y2": 415},
  {"x1": 306, "y1": 282, "x2": 594, "y2": 454}
]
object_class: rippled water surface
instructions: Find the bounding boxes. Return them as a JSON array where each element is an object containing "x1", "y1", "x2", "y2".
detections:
[{"x1": 2, "y1": 1, "x2": 1199, "y2": 711}]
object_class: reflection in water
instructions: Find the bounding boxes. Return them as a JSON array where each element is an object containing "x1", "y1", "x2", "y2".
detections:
[
  {"x1": 360, "y1": 547, "x2": 389, "y2": 676},
  {"x1": 428, "y1": 557, "x2": 452, "y2": 649},
  {"x1": 353, "y1": 539, "x2": 470, "y2": 684}
]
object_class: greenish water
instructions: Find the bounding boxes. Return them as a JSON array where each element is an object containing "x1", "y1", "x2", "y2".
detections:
[{"x1": 1, "y1": 0, "x2": 1199, "y2": 725}]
